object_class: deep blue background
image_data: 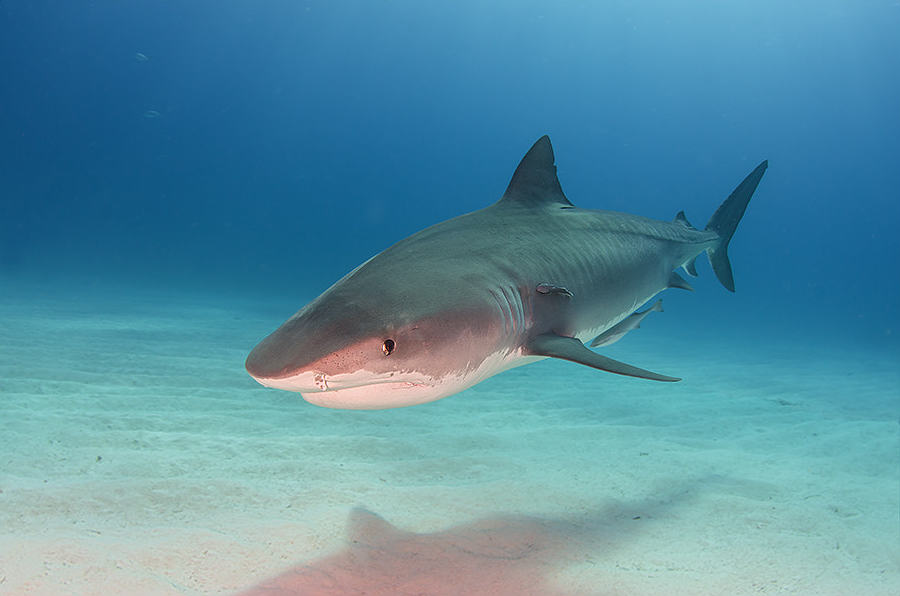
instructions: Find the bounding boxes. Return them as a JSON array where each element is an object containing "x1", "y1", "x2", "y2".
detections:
[{"x1": 2, "y1": 1, "x2": 898, "y2": 346}]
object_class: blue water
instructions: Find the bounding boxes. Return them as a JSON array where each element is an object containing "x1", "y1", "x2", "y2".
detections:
[
  {"x1": 3, "y1": 0, "x2": 898, "y2": 344},
  {"x1": 1, "y1": 2, "x2": 898, "y2": 594}
]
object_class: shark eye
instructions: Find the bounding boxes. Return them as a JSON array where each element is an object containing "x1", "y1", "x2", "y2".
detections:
[{"x1": 382, "y1": 339, "x2": 395, "y2": 356}]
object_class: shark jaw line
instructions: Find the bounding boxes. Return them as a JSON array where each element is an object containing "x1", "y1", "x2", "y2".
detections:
[
  {"x1": 250, "y1": 368, "x2": 430, "y2": 393},
  {"x1": 301, "y1": 348, "x2": 540, "y2": 410},
  {"x1": 249, "y1": 367, "x2": 444, "y2": 409},
  {"x1": 250, "y1": 348, "x2": 540, "y2": 410}
]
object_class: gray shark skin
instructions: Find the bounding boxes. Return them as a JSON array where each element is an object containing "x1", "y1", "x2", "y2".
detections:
[{"x1": 246, "y1": 136, "x2": 767, "y2": 409}]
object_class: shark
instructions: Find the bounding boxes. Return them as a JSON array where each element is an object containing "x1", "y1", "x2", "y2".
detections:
[{"x1": 245, "y1": 136, "x2": 767, "y2": 409}]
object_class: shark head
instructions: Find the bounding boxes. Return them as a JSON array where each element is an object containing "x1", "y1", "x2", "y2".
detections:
[
  {"x1": 245, "y1": 268, "x2": 520, "y2": 409},
  {"x1": 245, "y1": 136, "x2": 580, "y2": 409}
]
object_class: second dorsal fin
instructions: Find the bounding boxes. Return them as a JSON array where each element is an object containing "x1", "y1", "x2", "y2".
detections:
[{"x1": 498, "y1": 135, "x2": 573, "y2": 207}]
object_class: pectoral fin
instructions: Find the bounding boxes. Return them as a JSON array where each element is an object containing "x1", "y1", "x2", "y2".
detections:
[{"x1": 526, "y1": 333, "x2": 680, "y2": 382}]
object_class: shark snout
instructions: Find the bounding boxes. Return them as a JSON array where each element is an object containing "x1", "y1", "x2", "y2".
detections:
[
  {"x1": 245, "y1": 348, "x2": 331, "y2": 393},
  {"x1": 245, "y1": 337, "x2": 299, "y2": 381},
  {"x1": 244, "y1": 323, "x2": 326, "y2": 389}
]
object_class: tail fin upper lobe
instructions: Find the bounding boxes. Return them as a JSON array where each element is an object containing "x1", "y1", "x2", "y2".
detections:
[{"x1": 704, "y1": 160, "x2": 768, "y2": 292}]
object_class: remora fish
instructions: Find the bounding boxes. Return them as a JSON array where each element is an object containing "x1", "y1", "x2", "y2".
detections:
[{"x1": 246, "y1": 136, "x2": 767, "y2": 409}]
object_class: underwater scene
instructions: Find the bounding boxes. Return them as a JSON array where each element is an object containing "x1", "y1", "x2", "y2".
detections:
[{"x1": 1, "y1": 1, "x2": 898, "y2": 594}]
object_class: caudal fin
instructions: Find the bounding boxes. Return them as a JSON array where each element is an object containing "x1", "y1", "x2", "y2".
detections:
[{"x1": 705, "y1": 160, "x2": 768, "y2": 292}]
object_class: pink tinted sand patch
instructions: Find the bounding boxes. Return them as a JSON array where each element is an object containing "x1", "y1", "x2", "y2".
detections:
[{"x1": 236, "y1": 508, "x2": 580, "y2": 596}]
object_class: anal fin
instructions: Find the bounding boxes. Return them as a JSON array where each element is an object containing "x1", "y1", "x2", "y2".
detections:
[
  {"x1": 683, "y1": 256, "x2": 699, "y2": 277},
  {"x1": 527, "y1": 333, "x2": 680, "y2": 382}
]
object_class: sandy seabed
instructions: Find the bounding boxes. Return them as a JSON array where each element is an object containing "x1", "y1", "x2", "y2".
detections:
[{"x1": 1, "y1": 278, "x2": 897, "y2": 595}]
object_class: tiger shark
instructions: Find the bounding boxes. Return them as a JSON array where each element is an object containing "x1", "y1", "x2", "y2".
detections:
[{"x1": 245, "y1": 136, "x2": 767, "y2": 409}]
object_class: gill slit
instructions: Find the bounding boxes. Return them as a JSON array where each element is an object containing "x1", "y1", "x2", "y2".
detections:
[{"x1": 489, "y1": 284, "x2": 527, "y2": 340}]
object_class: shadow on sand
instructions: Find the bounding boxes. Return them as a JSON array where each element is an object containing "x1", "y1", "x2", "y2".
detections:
[{"x1": 235, "y1": 479, "x2": 711, "y2": 596}]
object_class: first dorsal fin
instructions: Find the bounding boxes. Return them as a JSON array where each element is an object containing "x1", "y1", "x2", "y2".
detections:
[{"x1": 498, "y1": 135, "x2": 573, "y2": 207}]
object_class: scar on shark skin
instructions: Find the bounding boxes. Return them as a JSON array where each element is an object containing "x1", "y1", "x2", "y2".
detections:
[{"x1": 246, "y1": 136, "x2": 767, "y2": 409}]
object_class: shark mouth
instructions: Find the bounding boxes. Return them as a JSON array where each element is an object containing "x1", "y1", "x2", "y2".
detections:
[
  {"x1": 249, "y1": 369, "x2": 440, "y2": 410},
  {"x1": 300, "y1": 382, "x2": 441, "y2": 409},
  {"x1": 248, "y1": 349, "x2": 539, "y2": 410}
]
